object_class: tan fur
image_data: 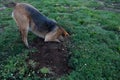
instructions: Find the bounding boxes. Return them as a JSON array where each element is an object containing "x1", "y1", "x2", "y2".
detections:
[{"x1": 11, "y1": 3, "x2": 69, "y2": 47}]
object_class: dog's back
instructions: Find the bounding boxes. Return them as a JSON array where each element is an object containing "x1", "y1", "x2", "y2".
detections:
[{"x1": 23, "y1": 3, "x2": 57, "y2": 32}]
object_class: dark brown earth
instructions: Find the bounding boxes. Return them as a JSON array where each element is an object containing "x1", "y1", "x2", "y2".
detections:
[
  {"x1": 96, "y1": 0, "x2": 120, "y2": 13},
  {"x1": 26, "y1": 37, "x2": 71, "y2": 78}
]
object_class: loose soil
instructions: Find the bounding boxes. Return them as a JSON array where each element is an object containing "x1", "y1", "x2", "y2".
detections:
[
  {"x1": 96, "y1": 0, "x2": 120, "y2": 13},
  {"x1": 26, "y1": 37, "x2": 71, "y2": 78}
]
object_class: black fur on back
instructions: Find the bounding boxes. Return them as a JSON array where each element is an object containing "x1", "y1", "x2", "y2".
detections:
[{"x1": 24, "y1": 4, "x2": 57, "y2": 32}]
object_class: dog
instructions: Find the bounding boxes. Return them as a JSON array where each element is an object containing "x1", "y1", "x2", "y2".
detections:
[{"x1": 4, "y1": 2, "x2": 69, "y2": 48}]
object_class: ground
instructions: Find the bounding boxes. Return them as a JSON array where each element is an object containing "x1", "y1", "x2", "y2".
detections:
[
  {"x1": 0, "y1": 0, "x2": 120, "y2": 80},
  {"x1": 27, "y1": 38, "x2": 71, "y2": 78},
  {"x1": 96, "y1": 0, "x2": 120, "y2": 12}
]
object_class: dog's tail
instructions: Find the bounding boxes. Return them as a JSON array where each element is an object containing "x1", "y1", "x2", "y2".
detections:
[
  {"x1": 4, "y1": 2, "x2": 17, "y2": 8},
  {"x1": 59, "y1": 27, "x2": 69, "y2": 37}
]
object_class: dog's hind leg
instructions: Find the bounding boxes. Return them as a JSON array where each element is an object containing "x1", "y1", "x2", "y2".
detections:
[
  {"x1": 14, "y1": 14, "x2": 29, "y2": 48},
  {"x1": 20, "y1": 27, "x2": 29, "y2": 47}
]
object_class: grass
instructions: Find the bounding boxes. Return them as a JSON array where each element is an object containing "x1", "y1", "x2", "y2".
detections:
[{"x1": 0, "y1": 0, "x2": 120, "y2": 80}]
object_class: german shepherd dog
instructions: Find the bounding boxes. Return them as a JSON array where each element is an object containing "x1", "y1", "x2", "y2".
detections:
[{"x1": 4, "y1": 2, "x2": 69, "y2": 48}]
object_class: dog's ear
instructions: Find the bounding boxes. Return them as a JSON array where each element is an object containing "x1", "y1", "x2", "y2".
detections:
[
  {"x1": 64, "y1": 31, "x2": 69, "y2": 37},
  {"x1": 59, "y1": 27, "x2": 69, "y2": 37}
]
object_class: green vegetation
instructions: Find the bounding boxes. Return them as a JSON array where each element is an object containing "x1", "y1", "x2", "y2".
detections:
[
  {"x1": 0, "y1": 0, "x2": 120, "y2": 80},
  {"x1": 39, "y1": 67, "x2": 51, "y2": 74}
]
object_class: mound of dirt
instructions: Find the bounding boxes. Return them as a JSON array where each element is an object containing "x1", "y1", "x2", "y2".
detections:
[{"x1": 26, "y1": 37, "x2": 71, "y2": 78}]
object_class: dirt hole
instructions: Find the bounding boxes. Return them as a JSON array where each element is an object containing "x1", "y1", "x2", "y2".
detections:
[{"x1": 26, "y1": 37, "x2": 71, "y2": 78}]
